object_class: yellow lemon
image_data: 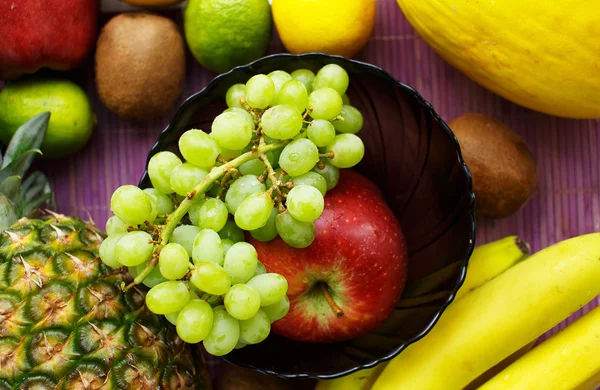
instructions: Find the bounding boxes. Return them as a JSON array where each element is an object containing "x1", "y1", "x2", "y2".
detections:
[{"x1": 272, "y1": 0, "x2": 376, "y2": 58}]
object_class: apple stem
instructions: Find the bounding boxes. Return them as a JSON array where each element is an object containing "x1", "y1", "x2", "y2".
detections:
[{"x1": 320, "y1": 283, "x2": 344, "y2": 318}]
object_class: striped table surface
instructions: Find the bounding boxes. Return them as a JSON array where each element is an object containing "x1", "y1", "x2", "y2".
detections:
[{"x1": 7, "y1": 0, "x2": 598, "y2": 373}]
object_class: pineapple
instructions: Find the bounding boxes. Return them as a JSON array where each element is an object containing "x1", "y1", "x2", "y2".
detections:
[{"x1": 0, "y1": 113, "x2": 208, "y2": 389}]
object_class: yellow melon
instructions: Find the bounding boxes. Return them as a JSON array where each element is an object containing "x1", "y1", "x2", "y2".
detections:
[{"x1": 396, "y1": 0, "x2": 600, "y2": 118}]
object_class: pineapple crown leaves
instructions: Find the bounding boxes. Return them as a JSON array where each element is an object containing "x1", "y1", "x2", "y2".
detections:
[{"x1": 0, "y1": 112, "x2": 55, "y2": 230}]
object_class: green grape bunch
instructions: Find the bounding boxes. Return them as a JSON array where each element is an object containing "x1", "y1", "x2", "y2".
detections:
[{"x1": 100, "y1": 64, "x2": 365, "y2": 356}]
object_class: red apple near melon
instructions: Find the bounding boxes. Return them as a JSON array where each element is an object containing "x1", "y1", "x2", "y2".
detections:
[{"x1": 251, "y1": 170, "x2": 408, "y2": 343}]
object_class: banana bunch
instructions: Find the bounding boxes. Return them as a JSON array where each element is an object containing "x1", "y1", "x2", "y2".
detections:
[{"x1": 315, "y1": 234, "x2": 600, "y2": 390}]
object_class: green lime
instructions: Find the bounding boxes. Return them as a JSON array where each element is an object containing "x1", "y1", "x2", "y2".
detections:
[
  {"x1": 184, "y1": 0, "x2": 272, "y2": 73},
  {"x1": 0, "y1": 78, "x2": 95, "y2": 158}
]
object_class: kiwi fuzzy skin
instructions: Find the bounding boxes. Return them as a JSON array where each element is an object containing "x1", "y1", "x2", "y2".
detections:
[
  {"x1": 95, "y1": 12, "x2": 186, "y2": 120},
  {"x1": 449, "y1": 113, "x2": 538, "y2": 218}
]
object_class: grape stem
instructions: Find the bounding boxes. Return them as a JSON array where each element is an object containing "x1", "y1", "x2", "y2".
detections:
[
  {"x1": 319, "y1": 152, "x2": 335, "y2": 159},
  {"x1": 320, "y1": 283, "x2": 344, "y2": 318},
  {"x1": 126, "y1": 251, "x2": 159, "y2": 289}
]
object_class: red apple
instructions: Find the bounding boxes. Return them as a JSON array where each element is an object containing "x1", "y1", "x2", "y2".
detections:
[
  {"x1": 0, "y1": 0, "x2": 98, "y2": 80},
  {"x1": 251, "y1": 170, "x2": 408, "y2": 343}
]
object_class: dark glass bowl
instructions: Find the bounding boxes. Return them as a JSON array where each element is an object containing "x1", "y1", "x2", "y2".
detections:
[{"x1": 139, "y1": 53, "x2": 476, "y2": 380}]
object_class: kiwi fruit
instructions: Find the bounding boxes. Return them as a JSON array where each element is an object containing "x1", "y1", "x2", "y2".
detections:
[
  {"x1": 449, "y1": 113, "x2": 538, "y2": 218},
  {"x1": 95, "y1": 12, "x2": 185, "y2": 120}
]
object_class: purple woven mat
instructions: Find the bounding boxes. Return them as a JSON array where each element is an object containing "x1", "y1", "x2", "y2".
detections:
[{"x1": 16, "y1": 0, "x2": 599, "y2": 369}]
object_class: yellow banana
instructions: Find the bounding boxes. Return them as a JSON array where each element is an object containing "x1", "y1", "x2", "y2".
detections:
[
  {"x1": 316, "y1": 236, "x2": 529, "y2": 390},
  {"x1": 464, "y1": 340, "x2": 536, "y2": 390},
  {"x1": 479, "y1": 304, "x2": 600, "y2": 390},
  {"x1": 372, "y1": 233, "x2": 600, "y2": 390},
  {"x1": 404, "y1": 236, "x2": 529, "y2": 298},
  {"x1": 456, "y1": 236, "x2": 529, "y2": 300},
  {"x1": 314, "y1": 363, "x2": 387, "y2": 390}
]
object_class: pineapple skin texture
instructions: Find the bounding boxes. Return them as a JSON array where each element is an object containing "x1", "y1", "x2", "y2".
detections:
[{"x1": 0, "y1": 215, "x2": 203, "y2": 389}]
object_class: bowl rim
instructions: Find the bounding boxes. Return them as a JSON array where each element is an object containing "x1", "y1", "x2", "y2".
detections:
[{"x1": 139, "y1": 52, "x2": 476, "y2": 380}]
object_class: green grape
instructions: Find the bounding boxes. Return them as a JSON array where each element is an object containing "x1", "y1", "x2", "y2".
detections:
[
  {"x1": 127, "y1": 265, "x2": 138, "y2": 278},
  {"x1": 145, "y1": 281, "x2": 190, "y2": 314},
  {"x1": 218, "y1": 220, "x2": 245, "y2": 243},
  {"x1": 170, "y1": 163, "x2": 209, "y2": 197},
  {"x1": 222, "y1": 238, "x2": 234, "y2": 254},
  {"x1": 139, "y1": 263, "x2": 169, "y2": 288},
  {"x1": 148, "y1": 151, "x2": 182, "y2": 194},
  {"x1": 226, "y1": 83, "x2": 246, "y2": 108},
  {"x1": 246, "y1": 273, "x2": 288, "y2": 307},
  {"x1": 191, "y1": 197, "x2": 228, "y2": 231},
  {"x1": 239, "y1": 159, "x2": 265, "y2": 177},
  {"x1": 234, "y1": 192, "x2": 274, "y2": 231},
  {"x1": 234, "y1": 339, "x2": 247, "y2": 350},
  {"x1": 312, "y1": 160, "x2": 340, "y2": 190},
  {"x1": 159, "y1": 243, "x2": 190, "y2": 280},
  {"x1": 275, "y1": 210, "x2": 315, "y2": 248},
  {"x1": 190, "y1": 262, "x2": 231, "y2": 295},
  {"x1": 145, "y1": 192, "x2": 160, "y2": 222},
  {"x1": 203, "y1": 306, "x2": 240, "y2": 356},
  {"x1": 262, "y1": 295, "x2": 290, "y2": 322},
  {"x1": 278, "y1": 138, "x2": 319, "y2": 177},
  {"x1": 245, "y1": 74, "x2": 275, "y2": 109},
  {"x1": 254, "y1": 260, "x2": 267, "y2": 276},
  {"x1": 99, "y1": 232, "x2": 126, "y2": 268},
  {"x1": 225, "y1": 175, "x2": 266, "y2": 214},
  {"x1": 261, "y1": 104, "x2": 303, "y2": 140},
  {"x1": 224, "y1": 284, "x2": 261, "y2": 320},
  {"x1": 264, "y1": 137, "x2": 283, "y2": 168},
  {"x1": 176, "y1": 299, "x2": 214, "y2": 343},
  {"x1": 110, "y1": 185, "x2": 155, "y2": 226},
  {"x1": 306, "y1": 119, "x2": 336, "y2": 147},
  {"x1": 188, "y1": 200, "x2": 202, "y2": 226},
  {"x1": 211, "y1": 109, "x2": 254, "y2": 150},
  {"x1": 327, "y1": 133, "x2": 365, "y2": 168},
  {"x1": 192, "y1": 229, "x2": 224, "y2": 265},
  {"x1": 224, "y1": 107, "x2": 255, "y2": 128},
  {"x1": 223, "y1": 242, "x2": 258, "y2": 284},
  {"x1": 166, "y1": 293, "x2": 200, "y2": 325},
  {"x1": 291, "y1": 69, "x2": 315, "y2": 94},
  {"x1": 171, "y1": 225, "x2": 201, "y2": 256},
  {"x1": 308, "y1": 88, "x2": 343, "y2": 120},
  {"x1": 291, "y1": 172, "x2": 327, "y2": 196},
  {"x1": 115, "y1": 231, "x2": 154, "y2": 267},
  {"x1": 179, "y1": 129, "x2": 220, "y2": 168},
  {"x1": 143, "y1": 188, "x2": 174, "y2": 217},
  {"x1": 276, "y1": 79, "x2": 309, "y2": 113},
  {"x1": 286, "y1": 185, "x2": 325, "y2": 222},
  {"x1": 333, "y1": 105, "x2": 363, "y2": 134},
  {"x1": 220, "y1": 146, "x2": 242, "y2": 161},
  {"x1": 239, "y1": 309, "x2": 271, "y2": 344},
  {"x1": 267, "y1": 70, "x2": 292, "y2": 98},
  {"x1": 105, "y1": 216, "x2": 129, "y2": 236},
  {"x1": 313, "y1": 64, "x2": 349, "y2": 95},
  {"x1": 341, "y1": 93, "x2": 351, "y2": 105},
  {"x1": 250, "y1": 208, "x2": 278, "y2": 242}
]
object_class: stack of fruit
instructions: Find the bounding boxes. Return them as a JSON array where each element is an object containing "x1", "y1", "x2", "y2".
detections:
[
  {"x1": 315, "y1": 232, "x2": 600, "y2": 390},
  {"x1": 99, "y1": 64, "x2": 368, "y2": 356}
]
